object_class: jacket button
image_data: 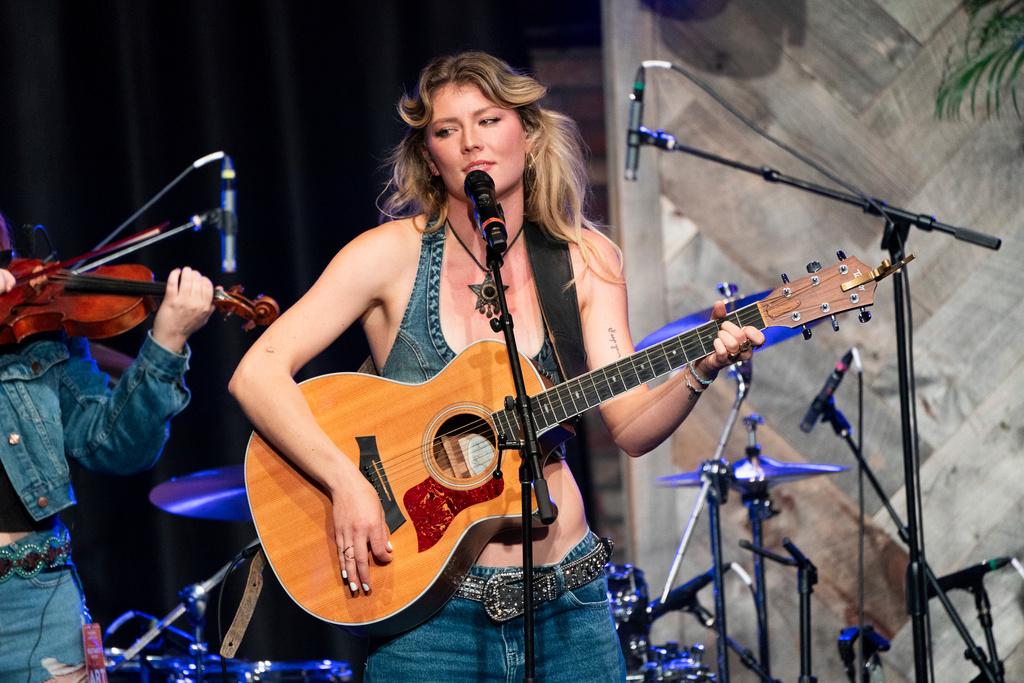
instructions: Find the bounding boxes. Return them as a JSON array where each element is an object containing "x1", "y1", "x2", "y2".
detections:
[
  {"x1": 37, "y1": 496, "x2": 48, "y2": 508},
  {"x1": 31, "y1": 361, "x2": 41, "y2": 373},
  {"x1": 8, "y1": 433, "x2": 20, "y2": 445}
]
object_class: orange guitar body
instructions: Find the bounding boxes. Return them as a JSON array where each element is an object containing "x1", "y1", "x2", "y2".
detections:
[{"x1": 244, "y1": 340, "x2": 558, "y2": 636}]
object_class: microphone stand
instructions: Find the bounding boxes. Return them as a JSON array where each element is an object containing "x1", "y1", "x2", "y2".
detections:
[
  {"x1": 484, "y1": 229, "x2": 557, "y2": 683},
  {"x1": 635, "y1": 127, "x2": 1002, "y2": 682},
  {"x1": 821, "y1": 400, "x2": 1000, "y2": 683}
]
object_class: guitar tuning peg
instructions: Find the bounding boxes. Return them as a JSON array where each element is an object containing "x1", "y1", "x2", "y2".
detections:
[
  {"x1": 836, "y1": 249, "x2": 847, "y2": 261},
  {"x1": 830, "y1": 315, "x2": 839, "y2": 332},
  {"x1": 780, "y1": 273, "x2": 790, "y2": 284},
  {"x1": 802, "y1": 325, "x2": 813, "y2": 340},
  {"x1": 858, "y1": 307, "x2": 872, "y2": 323},
  {"x1": 717, "y1": 282, "x2": 739, "y2": 298},
  {"x1": 805, "y1": 261, "x2": 822, "y2": 274}
]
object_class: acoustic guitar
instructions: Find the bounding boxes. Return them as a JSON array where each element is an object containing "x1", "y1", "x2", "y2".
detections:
[{"x1": 244, "y1": 254, "x2": 909, "y2": 635}]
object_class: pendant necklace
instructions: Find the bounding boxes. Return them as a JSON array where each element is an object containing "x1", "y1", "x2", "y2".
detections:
[{"x1": 447, "y1": 221, "x2": 524, "y2": 319}]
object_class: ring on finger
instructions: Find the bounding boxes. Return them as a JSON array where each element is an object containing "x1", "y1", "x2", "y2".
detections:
[
  {"x1": 739, "y1": 340, "x2": 752, "y2": 353},
  {"x1": 343, "y1": 544, "x2": 355, "y2": 560}
]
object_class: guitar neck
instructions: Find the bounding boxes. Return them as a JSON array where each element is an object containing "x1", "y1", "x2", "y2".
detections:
[{"x1": 492, "y1": 302, "x2": 766, "y2": 438}]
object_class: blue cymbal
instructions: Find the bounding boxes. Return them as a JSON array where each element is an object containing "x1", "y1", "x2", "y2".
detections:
[
  {"x1": 657, "y1": 455, "x2": 846, "y2": 492},
  {"x1": 635, "y1": 290, "x2": 817, "y2": 351},
  {"x1": 149, "y1": 465, "x2": 249, "y2": 522}
]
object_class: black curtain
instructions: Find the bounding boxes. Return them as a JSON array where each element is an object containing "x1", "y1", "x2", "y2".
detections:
[{"x1": 0, "y1": 0, "x2": 535, "y2": 677}]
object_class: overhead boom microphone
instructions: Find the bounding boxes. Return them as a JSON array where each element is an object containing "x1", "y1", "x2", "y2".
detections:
[
  {"x1": 624, "y1": 65, "x2": 646, "y2": 181},
  {"x1": 464, "y1": 170, "x2": 507, "y2": 254},
  {"x1": 220, "y1": 155, "x2": 238, "y2": 273},
  {"x1": 800, "y1": 348, "x2": 854, "y2": 433}
]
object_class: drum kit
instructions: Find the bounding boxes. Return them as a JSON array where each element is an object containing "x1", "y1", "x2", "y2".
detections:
[
  {"x1": 106, "y1": 469, "x2": 348, "y2": 681},
  {"x1": 128, "y1": 286, "x2": 844, "y2": 682},
  {"x1": 603, "y1": 284, "x2": 848, "y2": 682}
]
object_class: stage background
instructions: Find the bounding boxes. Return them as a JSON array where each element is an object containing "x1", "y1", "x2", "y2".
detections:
[{"x1": 605, "y1": 1, "x2": 1023, "y2": 681}]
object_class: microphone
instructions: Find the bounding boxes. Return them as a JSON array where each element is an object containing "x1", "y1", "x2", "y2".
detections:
[
  {"x1": 624, "y1": 65, "x2": 646, "y2": 181},
  {"x1": 800, "y1": 348, "x2": 854, "y2": 433},
  {"x1": 649, "y1": 564, "x2": 728, "y2": 621},
  {"x1": 464, "y1": 170, "x2": 507, "y2": 253},
  {"x1": 928, "y1": 557, "x2": 1011, "y2": 597},
  {"x1": 220, "y1": 155, "x2": 238, "y2": 273}
]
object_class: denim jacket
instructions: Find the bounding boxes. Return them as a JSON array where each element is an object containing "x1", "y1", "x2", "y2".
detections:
[{"x1": 0, "y1": 332, "x2": 191, "y2": 521}]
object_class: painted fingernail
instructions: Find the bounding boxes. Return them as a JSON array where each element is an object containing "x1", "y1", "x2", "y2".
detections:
[
  {"x1": 342, "y1": 569, "x2": 348, "y2": 580},
  {"x1": 362, "y1": 583, "x2": 370, "y2": 593},
  {"x1": 386, "y1": 541, "x2": 393, "y2": 552},
  {"x1": 349, "y1": 581, "x2": 358, "y2": 593}
]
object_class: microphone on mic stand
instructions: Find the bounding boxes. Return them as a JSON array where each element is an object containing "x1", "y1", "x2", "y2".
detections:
[
  {"x1": 464, "y1": 170, "x2": 507, "y2": 254},
  {"x1": 624, "y1": 65, "x2": 646, "y2": 181},
  {"x1": 927, "y1": 557, "x2": 1012, "y2": 597},
  {"x1": 220, "y1": 155, "x2": 238, "y2": 273},
  {"x1": 800, "y1": 349, "x2": 854, "y2": 433}
]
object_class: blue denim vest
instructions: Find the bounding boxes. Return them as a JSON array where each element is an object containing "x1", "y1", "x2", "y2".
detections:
[
  {"x1": 0, "y1": 333, "x2": 191, "y2": 522},
  {"x1": 379, "y1": 227, "x2": 560, "y2": 384}
]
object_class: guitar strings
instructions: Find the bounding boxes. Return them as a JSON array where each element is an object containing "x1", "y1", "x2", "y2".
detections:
[{"x1": 357, "y1": 316, "x2": 760, "y2": 482}]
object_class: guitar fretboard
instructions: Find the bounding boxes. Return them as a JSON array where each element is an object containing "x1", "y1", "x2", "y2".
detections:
[{"x1": 492, "y1": 303, "x2": 765, "y2": 440}]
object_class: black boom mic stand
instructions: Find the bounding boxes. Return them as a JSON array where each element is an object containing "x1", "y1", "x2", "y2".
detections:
[
  {"x1": 465, "y1": 178, "x2": 557, "y2": 683},
  {"x1": 629, "y1": 98, "x2": 1001, "y2": 681}
]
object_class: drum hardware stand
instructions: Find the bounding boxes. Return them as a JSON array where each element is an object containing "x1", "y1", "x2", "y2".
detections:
[
  {"x1": 740, "y1": 538, "x2": 818, "y2": 683},
  {"x1": 737, "y1": 415, "x2": 776, "y2": 680},
  {"x1": 660, "y1": 347, "x2": 751, "y2": 683},
  {"x1": 108, "y1": 539, "x2": 261, "y2": 680},
  {"x1": 660, "y1": 350, "x2": 750, "y2": 602},
  {"x1": 483, "y1": 224, "x2": 556, "y2": 683},
  {"x1": 819, "y1": 398, "x2": 1000, "y2": 683}
]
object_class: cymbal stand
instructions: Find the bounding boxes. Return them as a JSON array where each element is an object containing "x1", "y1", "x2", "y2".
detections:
[
  {"x1": 704, "y1": 458, "x2": 732, "y2": 682},
  {"x1": 737, "y1": 415, "x2": 775, "y2": 680},
  {"x1": 659, "y1": 357, "x2": 751, "y2": 601},
  {"x1": 109, "y1": 540, "x2": 261, "y2": 679}
]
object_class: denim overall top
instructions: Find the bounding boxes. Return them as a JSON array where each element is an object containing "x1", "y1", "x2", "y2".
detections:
[{"x1": 379, "y1": 227, "x2": 561, "y2": 385}]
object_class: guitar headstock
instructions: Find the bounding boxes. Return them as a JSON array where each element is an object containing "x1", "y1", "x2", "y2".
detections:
[{"x1": 757, "y1": 253, "x2": 914, "y2": 335}]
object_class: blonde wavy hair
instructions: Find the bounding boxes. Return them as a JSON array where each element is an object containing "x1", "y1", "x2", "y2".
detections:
[{"x1": 379, "y1": 51, "x2": 619, "y2": 280}]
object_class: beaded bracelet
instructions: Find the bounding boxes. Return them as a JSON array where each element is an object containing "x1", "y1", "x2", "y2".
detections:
[
  {"x1": 688, "y1": 360, "x2": 715, "y2": 386},
  {"x1": 683, "y1": 369, "x2": 705, "y2": 398}
]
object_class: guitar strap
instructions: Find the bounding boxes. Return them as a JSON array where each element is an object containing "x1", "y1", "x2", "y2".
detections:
[{"x1": 522, "y1": 220, "x2": 587, "y2": 382}]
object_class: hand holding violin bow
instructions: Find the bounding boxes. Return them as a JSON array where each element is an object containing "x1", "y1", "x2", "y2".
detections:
[{"x1": 0, "y1": 259, "x2": 280, "y2": 346}]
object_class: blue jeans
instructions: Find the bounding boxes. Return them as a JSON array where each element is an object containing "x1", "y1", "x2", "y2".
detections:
[
  {"x1": 365, "y1": 532, "x2": 626, "y2": 682},
  {"x1": 0, "y1": 530, "x2": 86, "y2": 683}
]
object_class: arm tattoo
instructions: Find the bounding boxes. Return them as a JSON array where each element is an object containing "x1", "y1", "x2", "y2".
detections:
[{"x1": 608, "y1": 327, "x2": 621, "y2": 358}]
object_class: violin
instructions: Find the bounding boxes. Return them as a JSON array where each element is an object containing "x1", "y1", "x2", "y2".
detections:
[{"x1": 0, "y1": 258, "x2": 279, "y2": 345}]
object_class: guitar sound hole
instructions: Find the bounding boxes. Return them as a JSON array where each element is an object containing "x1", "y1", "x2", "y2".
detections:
[{"x1": 430, "y1": 413, "x2": 497, "y2": 482}]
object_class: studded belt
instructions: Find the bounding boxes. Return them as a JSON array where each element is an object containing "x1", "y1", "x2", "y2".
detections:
[
  {"x1": 455, "y1": 534, "x2": 612, "y2": 622},
  {"x1": 0, "y1": 529, "x2": 71, "y2": 582}
]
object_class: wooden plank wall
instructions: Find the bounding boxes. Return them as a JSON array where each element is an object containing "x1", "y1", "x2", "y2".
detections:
[{"x1": 603, "y1": 1, "x2": 1024, "y2": 681}]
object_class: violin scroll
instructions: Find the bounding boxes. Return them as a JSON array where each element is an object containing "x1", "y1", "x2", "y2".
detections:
[{"x1": 215, "y1": 285, "x2": 280, "y2": 331}]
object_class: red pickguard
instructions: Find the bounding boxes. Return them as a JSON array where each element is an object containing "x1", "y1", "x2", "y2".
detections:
[{"x1": 404, "y1": 476, "x2": 505, "y2": 552}]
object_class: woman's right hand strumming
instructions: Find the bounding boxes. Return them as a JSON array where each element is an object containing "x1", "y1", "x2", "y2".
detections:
[{"x1": 331, "y1": 474, "x2": 393, "y2": 594}]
